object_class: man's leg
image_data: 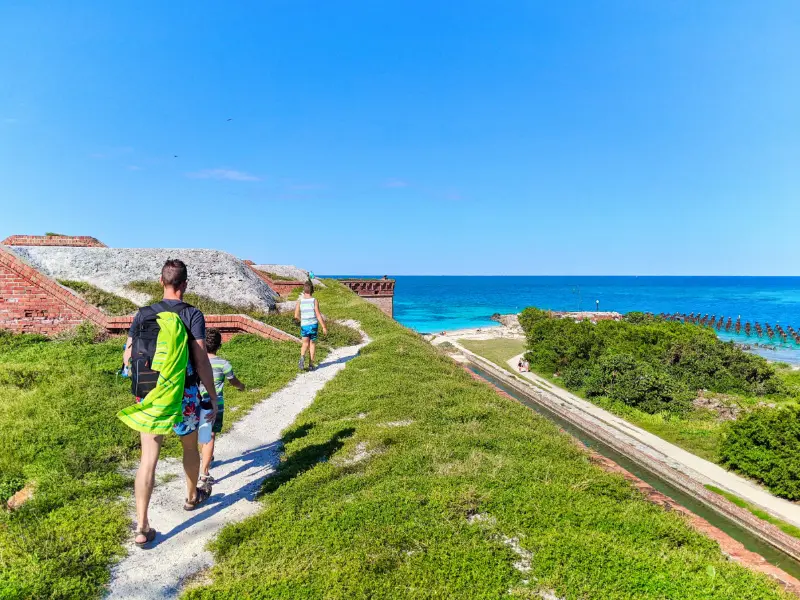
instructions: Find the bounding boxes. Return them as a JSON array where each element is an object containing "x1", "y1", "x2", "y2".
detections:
[
  {"x1": 200, "y1": 433, "x2": 214, "y2": 476},
  {"x1": 135, "y1": 433, "x2": 164, "y2": 541},
  {"x1": 180, "y1": 430, "x2": 201, "y2": 503},
  {"x1": 309, "y1": 339, "x2": 316, "y2": 365}
]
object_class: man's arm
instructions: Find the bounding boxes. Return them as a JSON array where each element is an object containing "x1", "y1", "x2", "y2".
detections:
[
  {"x1": 190, "y1": 339, "x2": 218, "y2": 422},
  {"x1": 314, "y1": 300, "x2": 328, "y2": 335},
  {"x1": 294, "y1": 300, "x2": 301, "y2": 322}
]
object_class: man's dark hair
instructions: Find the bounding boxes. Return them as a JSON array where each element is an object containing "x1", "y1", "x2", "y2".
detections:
[
  {"x1": 303, "y1": 280, "x2": 314, "y2": 294},
  {"x1": 162, "y1": 259, "x2": 188, "y2": 288},
  {"x1": 206, "y1": 328, "x2": 222, "y2": 353}
]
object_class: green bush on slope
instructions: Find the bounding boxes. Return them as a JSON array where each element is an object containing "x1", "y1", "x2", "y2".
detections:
[
  {"x1": 720, "y1": 405, "x2": 800, "y2": 500},
  {"x1": 184, "y1": 282, "x2": 788, "y2": 600}
]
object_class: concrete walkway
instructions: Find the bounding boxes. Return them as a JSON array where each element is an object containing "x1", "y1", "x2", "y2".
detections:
[
  {"x1": 501, "y1": 352, "x2": 800, "y2": 529},
  {"x1": 107, "y1": 330, "x2": 368, "y2": 600}
]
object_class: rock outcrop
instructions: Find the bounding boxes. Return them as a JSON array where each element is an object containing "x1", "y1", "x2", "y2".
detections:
[{"x1": 8, "y1": 247, "x2": 279, "y2": 311}]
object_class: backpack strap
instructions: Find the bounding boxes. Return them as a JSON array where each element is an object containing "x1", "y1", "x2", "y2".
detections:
[{"x1": 153, "y1": 301, "x2": 190, "y2": 315}]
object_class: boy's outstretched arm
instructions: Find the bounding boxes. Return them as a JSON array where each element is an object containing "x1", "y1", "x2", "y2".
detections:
[
  {"x1": 228, "y1": 375, "x2": 246, "y2": 391},
  {"x1": 191, "y1": 339, "x2": 218, "y2": 423},
  {"x1": 123, "y1": 336, "x2": 133, "y2": 366},
  {"x1": 314, "y1": 300, "x2": 328, "y2": 335},
  {"x1": 293, "y1": 301, "x2": 301, "y2": 322}
]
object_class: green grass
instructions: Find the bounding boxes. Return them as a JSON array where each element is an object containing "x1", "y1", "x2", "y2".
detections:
[
  {"x1": 458, "y1": 338, "x2": 526, "y2": 376},
  {"x1": 264, "y1": 272, "x2": 300, "y2": 282},
  {"x1": 0, "y1": 329, "x2": 303, "y2": 599},
  {"x1": 184, "y1": 282, "x2": 789, "y2": 599},
  {"x1": 58, "y1": 280, "x2": 138, "y2": 316},
  {"x1": 705, "y1": 485, "x2": 800, "y2": 540}
]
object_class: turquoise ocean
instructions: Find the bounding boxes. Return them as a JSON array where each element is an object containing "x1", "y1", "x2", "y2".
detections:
[{"x1": 333, "y1": 276, "x2": 800, "y2": 363}]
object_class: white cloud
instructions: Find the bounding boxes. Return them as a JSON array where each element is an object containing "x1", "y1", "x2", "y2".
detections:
[
  {"x1": 187, "y1": 168, "x2": 261, "y2": 182},
  {"x1": 385, "y1": 178, "x2": 409, "y2": 188}
]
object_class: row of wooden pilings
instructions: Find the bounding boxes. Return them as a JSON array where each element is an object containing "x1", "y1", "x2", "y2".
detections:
[{"x1": 657, "y1": 312, "x2": 800, "y2": 345}]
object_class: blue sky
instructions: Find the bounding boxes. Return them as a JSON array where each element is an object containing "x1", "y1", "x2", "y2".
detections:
[{"x1": 1, "y1": 1, "x2": 798, "y2": 275}]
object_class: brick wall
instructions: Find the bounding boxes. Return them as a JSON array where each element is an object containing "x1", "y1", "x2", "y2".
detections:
[
  {"x1": 339, "y1": 279, "x2": 395, "y2": 317},
  {"x1": 2, "y1": 235, "x2": 107, "y2": 247},
  {"x1": 106, "y1": 314, "x2": 300, "y2": 343},
  {"x1": 362, "y1": 295, "x2": 393, "y2": 317},
  {"x1": 0, "y1": 246, "x2": 107, "y2": 334},
  {"x1": 248, "y1": 267, "x2": 303, "y2": 297}
]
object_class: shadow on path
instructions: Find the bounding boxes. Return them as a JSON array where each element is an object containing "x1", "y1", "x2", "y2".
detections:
[
  {"x1": 156, "y1": 440, "x2": 283, "y2": 545},
  {"x1": 261, "y1": 428, "x2": 355, "y2": 495}
]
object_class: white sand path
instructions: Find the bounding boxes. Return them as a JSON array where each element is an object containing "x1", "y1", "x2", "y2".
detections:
[{"x1": 107, "y1": 327, "x2": 368, "y2": 599}]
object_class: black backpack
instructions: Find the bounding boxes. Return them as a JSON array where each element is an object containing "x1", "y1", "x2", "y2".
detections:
[{"x1": 129, "y1": 301, "x2": 198, "y2": 397}]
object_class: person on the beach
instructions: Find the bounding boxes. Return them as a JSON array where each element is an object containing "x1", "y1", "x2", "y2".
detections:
[
  {"x1": 121, "y1": 259, "x2": 219, "y2": 547},
  {"x1": 199, "y1": 328, "x2": 245, "y2": 491},
  {"x1": 294, "y1": 280, "x2": 328, "y2": 371}
]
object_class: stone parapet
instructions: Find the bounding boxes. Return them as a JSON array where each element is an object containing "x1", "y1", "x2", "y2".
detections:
[{"x1": 2, "y1": 235, "x2": 106, "y2": 247}]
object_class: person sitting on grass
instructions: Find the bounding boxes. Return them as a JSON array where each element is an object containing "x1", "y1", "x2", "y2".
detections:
[
  {"x1": 199, "y1": 328, "x2": 246, "y2": 491},
  {"x1": 294, "y1": 280, "x2": 328, "y2": 371}
]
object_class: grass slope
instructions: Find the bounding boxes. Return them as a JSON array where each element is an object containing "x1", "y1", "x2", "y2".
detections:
[
  {"x1": 186, "y1": 282, "x2": 788, "y2": 599},
  {"x1": 58, "y1": 280, "x2": 138, "y2": 316},
  {"x1": 458, "y1": 338, "x2": 526, "y2": 375},
  {"x1": 0, "y1": 330, "x2": 303, "y2": 599}
]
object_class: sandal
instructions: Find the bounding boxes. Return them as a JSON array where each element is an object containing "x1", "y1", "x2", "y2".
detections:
[
  {"x1": 199, "y1": 474, "x2": 215, "y2": 492},
  {"x1": 183, "y1": 486, "x2": 211, "y2": 511},
  {"x1": 134, "y1": 527, "x2": 156, "y2": 547}
]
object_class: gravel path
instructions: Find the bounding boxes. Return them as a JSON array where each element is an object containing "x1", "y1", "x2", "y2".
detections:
[{"x1": 106, "y1": 329, "x2": 368, "y2": 599}]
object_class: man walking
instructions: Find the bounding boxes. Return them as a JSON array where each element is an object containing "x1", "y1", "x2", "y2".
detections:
[{"x1": 120, "y1": 259, "x2": 219, "y2": 547}]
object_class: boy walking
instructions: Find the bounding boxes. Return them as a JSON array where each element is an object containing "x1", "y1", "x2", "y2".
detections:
[
  {"x1": 199, "y1": 328, "x2": 245, "y2": 490},
  {"x1": 121, "y1": 259, "x2": 219, "y2": 547},
  {"x1": 294, "y1": 280, "x2": 328, "y2": 370}
]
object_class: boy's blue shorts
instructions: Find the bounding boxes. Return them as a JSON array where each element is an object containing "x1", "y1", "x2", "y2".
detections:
[{"x1": 301, "y1": 323, "x2": 319, "y2": 341}]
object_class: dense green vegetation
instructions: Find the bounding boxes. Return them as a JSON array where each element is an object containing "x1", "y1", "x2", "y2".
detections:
[
  {"x1": 518, "y1": 308, "x2": 800, "y2": 498},
  {"x1": 0, "y1": 328, "x2": 303, "y2": 599},
  {"x1": 720, "y1": 406, "x2": 800, "y2": 500},
  {"x1": 58, "y1": 280, "x2": 138, "y2": 316},
  {"x1": 520, "y1": 309, "x2": 785, "y2": 415},
  {"x1": 185, "y1": 283, "x2": 788, "y2": 599}
]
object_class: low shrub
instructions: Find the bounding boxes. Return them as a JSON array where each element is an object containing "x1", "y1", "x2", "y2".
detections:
[
  {"x1": 584, "y1": 354, "x2": 693, "y2": 414},
  {"x1": 720, "y1": 405, "x2": 800, "y2": 500}
]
